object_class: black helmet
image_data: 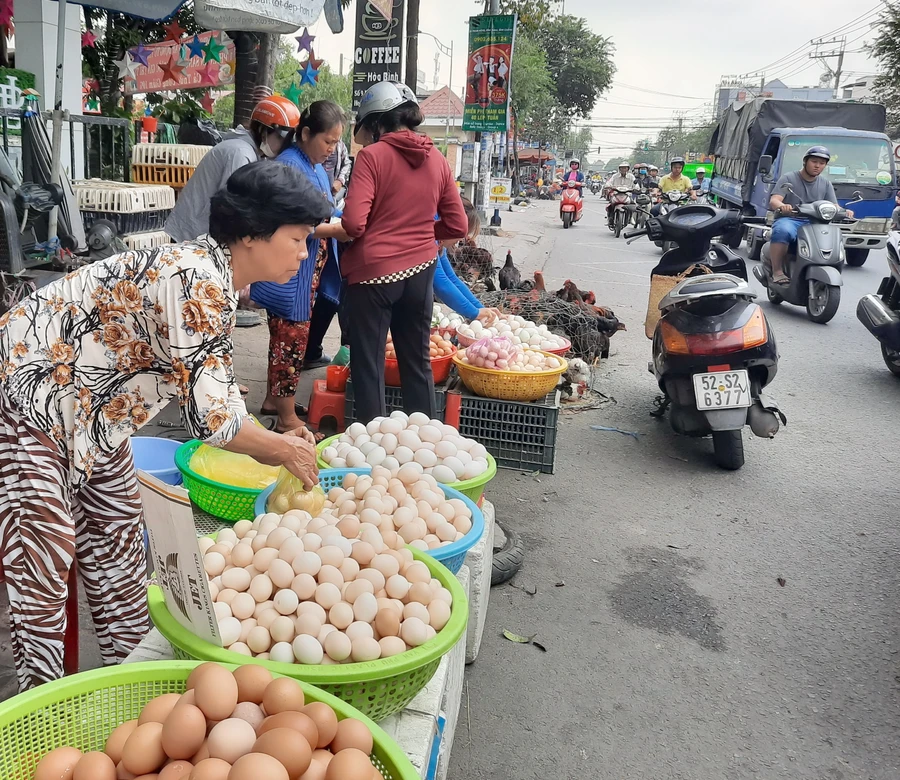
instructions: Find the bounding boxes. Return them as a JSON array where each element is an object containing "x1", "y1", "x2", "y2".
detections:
[
  {"x1": 669, "y1": 156, "x2": 685, "y2": 166},
  {"x1": 804, "y1": 145, "x2": 831, "y2": 162}
]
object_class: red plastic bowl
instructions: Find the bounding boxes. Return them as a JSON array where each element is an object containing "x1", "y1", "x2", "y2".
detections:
[
  {"x1": 544, "y1": 337, "x2": 571, "y2": 356},
  {"x1": 385, "y1": 347, "x2": 457, "y2": 387}
]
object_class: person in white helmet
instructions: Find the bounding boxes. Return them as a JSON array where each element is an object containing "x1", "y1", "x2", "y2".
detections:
[{"x1": 692, "y1": 166, "x2": 710, "y2": 194}]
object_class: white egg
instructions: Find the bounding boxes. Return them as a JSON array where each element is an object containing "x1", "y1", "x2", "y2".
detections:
[
  {"x1": 414, "y1": 449, "x2": 437, "y2": 468},
  {"x1": 371, "y1": 433, "x2": 384, "y2": 445},
  {"x1": 442, "y1": 456, "x2": 465, "y2": 479},
  {"x1": 382, "y1": 456, "x2": 400, "y2": 472},
  {"x1": 470, "y1": 443, "x2": 488, "y2": 460},
  {"x1": 419, "y1": 425, "x2": 442, "y2": 444},
  {"x1": 456, "y1": 449, "x2": 472, "y2": 466},
  {"x1": 397, "y1": 430, "x2": 420, "y2": 450},
  {"x1": 434, "y1": 440, "x2": 457, "y2": 459},
  {"x1": 330, "y1": 457, "x2": 347, "y2": 468},
  {"x1": 441, "y1": 424, "x2": 460, "y2": 439},
  {"x1": 463, "y1": 460, "x2": 487, "y2": 479},
  {"x1": 269, "y1": 641, "x2": 295, "y2": 664},
  {"x1": 366, "y1": 419, "x2": 382, "y2": 435},
  {"x1": 347, "y1": 422, "x2": 367, "y2": 439},
  {"x1": 408, "y1": 412, "x2": 430, "y2": 426},
  {"x1": 292, "y1": 634, "x2": 324, "y2": 664},
  {"x1": 218, "y1": 616, "x2": 242, "y2": 646},
  {"x1": 431, "y1": 465, "x2": 457, "y2": 484},
  {"x1": 366, "y1": 446, "x2": 387, "y2": 466},
  {"x1": 359, "y1": 441, "x2": 378, "y2": 456},
  {"x1": 322, "y1": 446, "x2": 338, "y2": 463},
  {"x1": 345, "y1": 450, "x2": 366, "y2": 468},
  {"x1": 379, "y1": 417, "x2": 403, "y2": 436},
  {"x1": 389, "y1": 410, "x2": 409, "y2": 423},
  {"x1": 380, "y1": 433, "x2": 398, "y2": 454},
  {"x1": 393, "y1": 446, "x2": 414, "y2": 465}
]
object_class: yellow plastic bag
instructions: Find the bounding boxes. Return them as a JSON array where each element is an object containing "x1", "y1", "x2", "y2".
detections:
[
  {"x1": 266, "y1": 467, "x2": 326, "y2": 515},
  {"x1": 189, "y1": 444, "x2": 280, "y2": 490}
]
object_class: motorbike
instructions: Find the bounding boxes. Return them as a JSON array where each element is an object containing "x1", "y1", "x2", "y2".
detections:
[
  {"x1": 753, "y1": 187, "x2": 862, "y2": 324},
  {"x1": 560, "y1": 180, "x2": 583, "y2": 229},
  {"x1": 590, "y1": 180, "x2": 601, "y2": 195},
  {"x1": 653, "y1": 190, "x2": 693, "y2": 252},
  {"x1": 607, "y1": 185, "x2": 634, "y2": 238},
  {"x1": 633, "y1": 188, "x2": 652, "y2": 229},
  {"x1": 625, "y1": 205, "x2": 782, "y2": 470},
  {"x1": 857, "y1": 229, "x2": 900, "y2": 376}
]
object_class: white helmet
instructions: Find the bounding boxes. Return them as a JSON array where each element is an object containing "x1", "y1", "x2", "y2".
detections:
[
  {"x1": 355, "y1": 81, "x2": 405, "y2": 135},
  {"x1": 695, "y1": 166, "x2": 707, "y2": 174},
  {"x1": 395, "y1": 82, "x2": 419, "y2": 105}
]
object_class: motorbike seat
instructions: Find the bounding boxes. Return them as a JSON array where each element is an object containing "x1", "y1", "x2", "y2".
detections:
[{"x1": 660, "y1": 273, "x2": 756, "y2": 310}]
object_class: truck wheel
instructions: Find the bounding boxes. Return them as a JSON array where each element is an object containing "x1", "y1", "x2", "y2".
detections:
[
  {"x1": 712, "y1": 430, "x2": 744, "y2": 470},
  {"x1": 806, "y1": 282, "x2": 840, "y2": 323},
  {"x1": 845, "y1": 248, "x2": 869, "y2": 267}
]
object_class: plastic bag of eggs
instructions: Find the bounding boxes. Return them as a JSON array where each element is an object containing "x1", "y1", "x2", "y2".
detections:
[
  {"x1": 321, "y1": 412, "x2": 489, "y2": 482},
  {"x1": 457, "y1": 314, "x2": 568, "y2": 351},
  {"x1": 200, "y1": 494, "x2": 454, "y2": 663},
  {"x1": 32, "y1": 663, "x2": 386, "y2": 780}
]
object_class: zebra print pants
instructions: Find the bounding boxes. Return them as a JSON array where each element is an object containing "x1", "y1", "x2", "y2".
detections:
[{"x1": 0, "y1": 392, "x2": 149, "y2": 691}]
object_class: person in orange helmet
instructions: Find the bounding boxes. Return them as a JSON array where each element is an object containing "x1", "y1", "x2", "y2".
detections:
[{"x1": 165, "y1": 95, "x2": 302, "y2": 242}]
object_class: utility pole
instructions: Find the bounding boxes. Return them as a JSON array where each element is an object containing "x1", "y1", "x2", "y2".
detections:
[
  {"x1": 405, "y1": 0, "x2": 421, "y2": 92},
  {"x1": 810, "y1": 36, "x2": 846, "y2": 97}
]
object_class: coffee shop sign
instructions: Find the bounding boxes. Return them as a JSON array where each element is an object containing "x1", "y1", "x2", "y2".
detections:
[{"x1": 354, "y1": 46, "x2": 401, "y2": 65}]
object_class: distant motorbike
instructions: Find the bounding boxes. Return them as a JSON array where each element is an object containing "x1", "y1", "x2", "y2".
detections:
[
  {"x1": 590, "y1": 180, "x2": 601, "y2": 195},
  {"x1": 754, "y1": 187, "x2": 862, "y2": 324},
  {"x1": 607, "y1": 185, "x2": 634, "y2": 238},
  {"x1": 654, "y1": 190, "x2": 693, "y2": 252},
  {"x1": 857, "y1": 229, "x2": 900, "y2": 375},
  {"x1": 625, "y1": 205, "x2": 780, "y2": 470},
  {"x1": 560, "y1": 180, "x2": 583, "y2": 229},
  {"x1": 633, "y1": 188, "x2": 652, "y2": 229}
]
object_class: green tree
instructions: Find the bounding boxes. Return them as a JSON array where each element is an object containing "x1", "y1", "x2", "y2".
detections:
[
  {"x1": 870, "y1": 1, "x2": 900, "y2": 133},
  {"x1": 499, "y1": 0, "x2": 561, "y2": 34}
]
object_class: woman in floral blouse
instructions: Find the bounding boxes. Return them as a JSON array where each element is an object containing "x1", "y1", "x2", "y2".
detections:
[{"x1": 0, "y1": 162, "x2": 331, "y2": 691}]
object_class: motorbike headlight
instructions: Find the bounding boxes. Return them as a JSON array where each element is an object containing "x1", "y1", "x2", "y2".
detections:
[
  {"x1": 798, "y1": 240, "x2": 811, "y2": 259},
  {"x1": 817, "y1": 202, "x2": 837, "y2": 221}
]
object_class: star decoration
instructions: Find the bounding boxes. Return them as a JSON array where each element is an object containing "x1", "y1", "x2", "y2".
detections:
[
  {"x1": 199, "y1": 61, "x2": 220, "y2": 83},
  {"x1": 298, "y1": 59, "x2": 319, "y2": 87},
  {"x1": 200, "y1": 93, "x2": 216, "y2": 114},
  {"x1": 284, "y1": 81, "x2": 304, "y2": 106},
  {"x1": 307, "y1": 48, "x2": 324, "y2": 70},
  {"x1": 81, "y1": 30, "x2": 97, "y2": 48},
  {"x1": 116, "y1": 52, "x2": 139, "y2": 80},
  {"x1": 159, "y1": 52, "x2": 186, "y2": 85},
  {"x1": 295, "y1": 27, "x2": 315, "y2": 54},
  {"x1": 203, "y1": 34, "x2": 226, "y2": 63},
  {"x1": 163, "y1": 19, "x2": 185, "y2": 42},
  {"x1": 129, "y1": 43, "x2": 152, "y2": 67},
  {"x1": 186, "y1": 33, "x2": 205, "y2": 60},
  {"x1": 86, "y1": 97, "x2": 100, "y2": 112}
]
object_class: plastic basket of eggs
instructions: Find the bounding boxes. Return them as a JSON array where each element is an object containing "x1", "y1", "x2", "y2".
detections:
[
  {"x1": 0, "y1": 660, "x2": 418, "y2": 780},
  {"x1": 256, "y1": 468, "x2": 484, "y2": 574},
  {"x1": 318, "y1": 412, "x2": 497, "y2": 504},
  {"x1": 456, "y1": 314, "x2": 571, "y2": 356},
  {"x1": 452, "y1": 344, "x2": 568, "y2": 403},
  {"x1": 147, "y1": 480, "x2": 470, "y2": 722},
  {"x1": 384, "y1": 332, "x2": 456, "y2": 387}
]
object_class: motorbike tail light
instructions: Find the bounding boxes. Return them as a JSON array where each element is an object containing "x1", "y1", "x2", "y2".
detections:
[{"x1": 660, "y1": 309, "x2": 768, "y2": 355}]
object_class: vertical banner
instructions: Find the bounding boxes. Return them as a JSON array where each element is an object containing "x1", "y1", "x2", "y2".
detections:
[
  {"x1": 462, "y1": 14, "x2": 516, "y2": 133},
  {"x1": 352, "y1": 0, "x2": 405, "y2": 111}
]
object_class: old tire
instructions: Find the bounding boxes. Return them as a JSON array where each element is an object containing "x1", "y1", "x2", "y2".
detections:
[
  {"x1": 806, "y1": 282, "x2": 841, "y2": 324},
  {"x1": 491, "y1": 523, "x2": 524, "y2": 586},
  {"x1": 712, "y1": 429, "x2": 745, "y2": 470},
  {"x1": 881, "y1": 343, "x2": 900, "y2": 377},
  {"x1": 845, "y1": 248, "x2": 869, "y2": 267}
]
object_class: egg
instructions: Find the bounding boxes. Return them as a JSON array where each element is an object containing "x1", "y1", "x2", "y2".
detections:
[
  {"x1": 396, "y1": 430, "x2": 419, "y2": 450},
  {"x1": 274, "y1": 589, "x2": 300, "y2": 615},
  {"x1": 330, "y1": 718, "x2": 374, "y2": 755},
  {"x1": 258, "y1": 711, "x2": 319, "y2": 748},
  {"x1": 347, "y1": 422, "x2": 366, "y2": 439},
  {"x1": 400, "y1": 617, "x2": 429, "y2": 647},
  {"x1": 365, "y1": 446, "x2": 386, "y2": 467},
  {"x1": 345, "y1": 450, "x2": 366, "y2": 468},
  {"x1": 253, "y1": 728, "x2": 313, "y2": 780},
  {"x1": 413, "y1": 449, "x2": 437, "y2": 468},
  {"x1": 268, "y1": 559, "x2": 296, "y2": 589},
  {"x1": 230, "y1": 701, "x2": 266, "y2": 732},
  {"x1": 323, "y1": 630, "x2": 352, "y2": 662},
  {"x1": 105, "y1": 720, "x2": 138, "y2": 764},
  {"x1": 34, "y1": 747, "x2": 83, "y2": 780},
  {"x1": 229, "y1": 753, "x2": 290, "y2": 780},
  {"x1": 158, "y1": 760, "x2": 193, "y2": 780},
  {"x1": 323, "y1": 748, "x2": 373, "y2": 780},
  {"x1": 441, "y1": 456, "x2": 465, "y2": 478},
  {"x1": 161, "y1": 703, "x2": 206, "y2": 760},
  {"x1": 193, "y1": 664, "x2": 239, "y2": 722},
  {"x1": 121, "y1": 722, "x2": 165, "y2": 775},
  {"x1": 349, "y1": 635, "x2": 381, "y2": 662},
  {"x1": 430, "y1": 465, "x2": 456, "y2": 484},
  {"x1": 433, "y1": 440, "x2": 457, "y2": 459},
  {"x1": 230, "y1": 593, "x2": 256, "y2": 620},
  {"x1": 462, "y1": 460, "x2": 486, "y2": 480},
  {"x1": 292, "y1": 634, "x2": 325, "y2": 664},
  {"x1": 352, "y1": 592, "x2": 378, "y2": 623},
  {"x1": 207, "y1": 718, "x2": 257, "y2": 764},
  {"x1": 72, "y1": 751, "x2": 116, "y2": 780},
  {"x1": 188, "y1": 758, "x2": 230, "y2": 780},
  {"x1": 263, "y1": 677, "x2": 306, "y2": 715},
  {"x1": 418, "y1": 425, "x2": 442, "y2": 444},
  {"x1": 379, "y1": 417, "x2": 402, "y2": 436},
  {"x1": 378, "y1": 636, "x2": 407, "y2": 657},
  {"x1": 301, "y1": 702, "x2": 339, "y2": 748}
]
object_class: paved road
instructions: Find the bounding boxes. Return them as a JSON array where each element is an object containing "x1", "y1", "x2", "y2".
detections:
[{"x1": 452, "y1": 198, "x2": 900, "y2": 780}]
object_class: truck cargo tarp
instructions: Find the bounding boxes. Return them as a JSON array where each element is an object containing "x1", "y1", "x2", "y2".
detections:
[{"x1": 710, "y1": 98, "x2": 886, "y2": 203}]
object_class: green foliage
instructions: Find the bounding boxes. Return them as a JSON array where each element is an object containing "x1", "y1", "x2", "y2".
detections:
[
  {"x1": 509, "y1": 36, "x2": 554, "y2": 140},
  {"x1": 629, "y1": 118, "x2": 717, "y2": 167},
  {"x1": 498, "y1": 0, "x2": 561, "y2": 34},
  {"x1": 147, "y1": 92, "x2": 207, "y2": 124},
  {"x1": 0, "y1": 68, "x2": 35, "y2": 91},
  {"x1": 870, "y1": 2, "x2": 900, "y2": 133}
]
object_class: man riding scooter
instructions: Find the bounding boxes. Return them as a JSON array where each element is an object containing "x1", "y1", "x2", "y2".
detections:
[
  {"x1": 768, "y1": 146, "x2": 853, "y2": 288},
  {"x1": 692, "y1": 166, "x2": 711, "y2": 195},
  {"x1": 605, "y1": 162, "x2": 636, "y2": 228},
  {"x1": 651, "y1": 157, "x2": 696, "y2": 216}
]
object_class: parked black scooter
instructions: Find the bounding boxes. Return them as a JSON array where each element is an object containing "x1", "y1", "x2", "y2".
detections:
[
  {"x1": 856, "y1": 230, "x2": 900, "y2": 376},
  {"x1": 754, "y1": 187, "x2": 862, "y2": 324},
  {"x1": 626, "y1": 205, "x2": 784, "y2": 469}
]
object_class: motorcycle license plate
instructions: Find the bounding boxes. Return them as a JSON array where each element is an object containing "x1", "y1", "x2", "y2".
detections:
[{"x1": 693, "y1": 370, "x2": 752, "y2": 410}]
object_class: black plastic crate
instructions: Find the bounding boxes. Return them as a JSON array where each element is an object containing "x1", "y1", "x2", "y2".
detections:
[
  {"x1": 344, "y1": 379, "x2": 447, "y2": 424},
  {"x1": 452, "y1": 388, "x2": 559, "y2": 474},
  {"x1": 81, "y1": 209, "x2": 172, "y2": 234}
]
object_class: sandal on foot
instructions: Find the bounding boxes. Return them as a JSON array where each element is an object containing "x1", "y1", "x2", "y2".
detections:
[
  {"x1": 259, "y1": 403, "x2": 308, "y2": 418},
  {"x1": 771, "y1": 275, "x2": 790, "y2": 286}
]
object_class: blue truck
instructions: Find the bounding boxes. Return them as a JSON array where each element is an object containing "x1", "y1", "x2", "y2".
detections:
[{"x1": 710, "y1": 98, "x2": 895, "y2": 266}]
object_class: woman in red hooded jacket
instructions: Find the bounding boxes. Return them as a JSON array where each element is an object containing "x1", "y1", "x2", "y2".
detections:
[{"x1": 341, "y1": 82, "x2": 468, "y2": 423}]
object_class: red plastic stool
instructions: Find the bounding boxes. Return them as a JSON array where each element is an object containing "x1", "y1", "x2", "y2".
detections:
[
  {"x1": 306, "y1": 379, "x2": 346, "y2": 432},
  {"x1": 0, "y1": 558, "x2": 79, "y2": 675}
]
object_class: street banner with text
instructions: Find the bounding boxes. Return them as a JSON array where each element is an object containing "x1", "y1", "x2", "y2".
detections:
[
  {"x1": 352, "y1": 0, "x2": 405, "y2": 111},
  {"x1": 462, "y1": 14, "x2": 516, "y2": 133},
  {"x1": 194, "y1": 0, "x2": 325, "y2": 33}
]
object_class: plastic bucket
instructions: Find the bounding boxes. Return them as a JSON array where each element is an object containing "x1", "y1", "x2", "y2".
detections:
[
  {"x1": 326, "y1": 364, "x2": 349, "y2": 392},
  {"x1": 130, "y1": 436, "x2": 182, "y2": 485}
]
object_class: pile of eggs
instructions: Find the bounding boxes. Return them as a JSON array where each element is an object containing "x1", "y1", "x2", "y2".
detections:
[
  {"x1": 460, "y1": 337, "x2": 562, "y2": 373},
  {"x1": 320, "y1": 413, "x2": 489, "y2": 483},
  {"x1": 431, "y1": 303, "x2": 463, "y2": 332},
  {"x1": 385, "y1": 332, "x2": 454, "y2": 362},
  {"x1": 457, "y1": 314, "x2": 568, "y2": 351},
  {"x1": 31, "y1": 662, "x2": 383, "y2": 780},
  {"x1": 201, "y1": 479, "x2": 455, "y2": 663}
]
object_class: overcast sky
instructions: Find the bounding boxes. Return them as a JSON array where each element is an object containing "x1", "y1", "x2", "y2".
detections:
[{"x1": 302, "y1": 0, "x2": 882, "y2": 160}]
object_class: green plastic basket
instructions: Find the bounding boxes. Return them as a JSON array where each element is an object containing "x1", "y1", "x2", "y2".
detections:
[
  {"x1": 149, "y1": 548, "x2": 468, "y2": 721},
  {"x1": 175, "y1": 439, "x2": 270, "y2": 522},
  {"x1": 316, "y1": 434, "x2": 497, "y2": 503},
  {"x1": 0, "y1": 661, "x2": 419, "y2": 780}
]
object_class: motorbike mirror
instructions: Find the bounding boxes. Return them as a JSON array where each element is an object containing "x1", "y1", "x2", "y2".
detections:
[
  {"x1": 759, "y1": 155, "x2": 773, "y2": 175},
  {"x1": 692, "y1": 183, "x2": 701, "y2": 190}
]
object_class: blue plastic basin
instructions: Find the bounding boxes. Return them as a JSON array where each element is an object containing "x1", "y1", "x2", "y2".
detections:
[{"x1": 131, "y1": 436, "x2": 183, "y2": 485}]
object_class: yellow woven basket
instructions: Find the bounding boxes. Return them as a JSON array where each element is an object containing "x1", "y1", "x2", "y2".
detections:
[{"x1": 452, "y1": 350, "x2": 567, "y2": 402}]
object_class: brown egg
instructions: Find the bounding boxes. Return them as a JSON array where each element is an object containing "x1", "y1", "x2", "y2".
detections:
[
  {"x1": 311, "y1": 750, "x2": 334, "y2": 766},
  {"x1": 186, "y1": 662, "x2": 221, "y2": 691},
  {"x1": 324, "y1": 749, "x2": 372, "y2": 780},
  {"x1": 175, "y1": 690, "x2": 196, "y2": 709},
  {"x1": 298, "y1": 760, "x2": 326, "y2": 780},
  {"x1": 116, "y1": 760, "x2": 136, "y2": 780},
  {"x1": 228, "y1": 753, "x2": 289, "y2": 780},
  {"x1": 158, "y1": 760, "x2": 193, "y2": 780},
  {"x1": 186, "y1": 758, "x2": 230, "y2": 780},
  {"x1": 257, "y1": 712, "x2": 318, "y2": 748},
  {"x1": 232, "y1": 664, "x2": 272, "y2": 704},
  {"x1": 162, "y1": 704, "x2": 206, "y2": 760},
  {"x1": 139, "y1": 694, "x2": 182, "y2": 725},
  {"x1": 122, "y1": 722, "x2": 166, "y2": 776},
  {"x1": 190, "y1": 741, "x2": 209, "y2": 765},
  {"x1": 372, "y1": 771, "x2": 385, "y2": 780},
  {"x1": 207, "y1": 719, "x2": 257, "y2": 764},
  {"x1": 105, "y1": 720, "x2": 139, "y2": 764},
  {"x1": 262, "y1": 677, "x2": 305, "y2": 715},
  {"x1": 252, "y1": 728, "x2": 312, "y2": 780},
  {"x1": 300, "y1": 703, "x2": 338, "y2": 748},
  {"x1": 34, "y1": 747, "x2": 82, "y2": 780},
  {"x1": 329, "y1": 719, "x2": 373, "y2": 755},
  {"x1": 373, "y1": 609, "x2": 400, "y2": 639},
  {"x1": 194, "y1": 665, "x2": 239, "y2": 722},
  {"x1": 132, "y1": 775, "x2": 159, "y2": 780},
  {"x1": 73, "y1": 751, "x2": 116, "y2": 780}
]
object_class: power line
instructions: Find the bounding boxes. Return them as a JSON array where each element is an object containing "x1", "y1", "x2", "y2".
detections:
[{"x1": 612, "y1": 82, "x2": 707, "y2": 100}]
